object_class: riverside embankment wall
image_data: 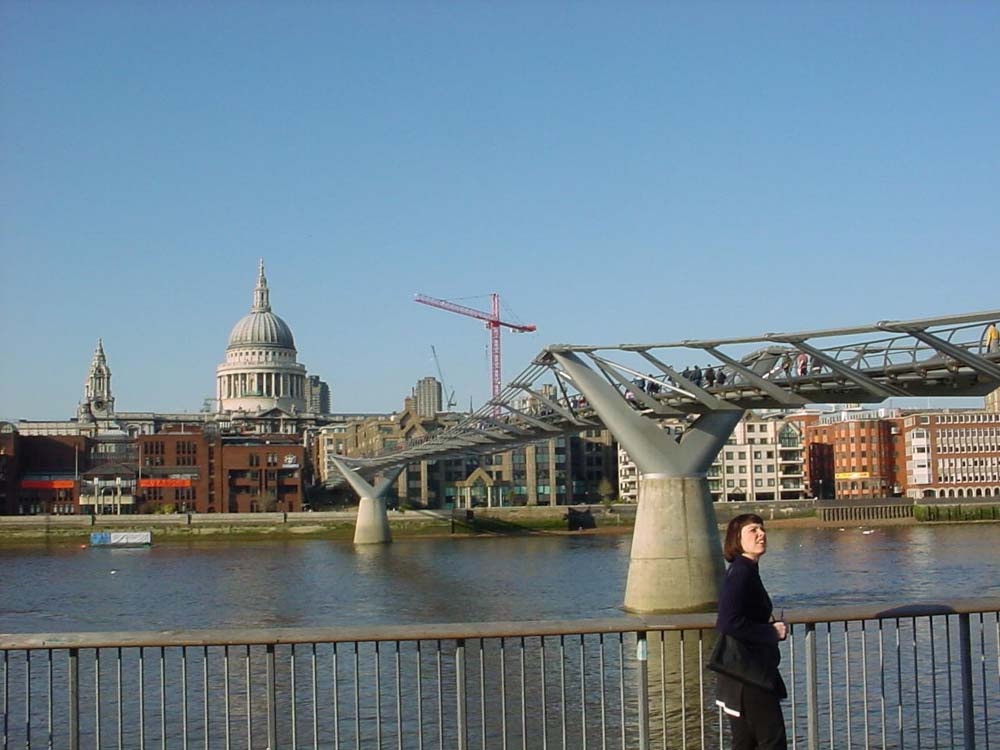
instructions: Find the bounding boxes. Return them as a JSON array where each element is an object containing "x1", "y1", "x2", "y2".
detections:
[
  {"x1": 0, "y1": 500, "x2": 995, "y2": 543},
  {"x1": 0, "y1": 500, "x2": 812, "y2": 543}
]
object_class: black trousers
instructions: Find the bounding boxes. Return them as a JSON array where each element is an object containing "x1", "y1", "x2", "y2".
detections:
[{"x1": 728, "y1": 682, "x2": 787, "y2": 750}]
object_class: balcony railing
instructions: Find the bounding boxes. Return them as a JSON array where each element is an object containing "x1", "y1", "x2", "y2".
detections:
[{"x1": 1, "y1": 599, "x2": 997, "y2": 749}]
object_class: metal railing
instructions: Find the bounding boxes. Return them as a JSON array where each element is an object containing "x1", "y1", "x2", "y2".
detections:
[{"x1": 2, "y1": 599, "x2": 998, "y2": 749}]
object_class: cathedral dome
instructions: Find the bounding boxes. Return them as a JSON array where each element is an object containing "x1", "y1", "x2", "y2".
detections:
[
  {"x1": 225, "y1": 261, "x2": 297, "y2": 351},
  {"x1": 227, "y1": 311, "x2": 295, "y2": 349},
  {"x1": 216, "y1": 260, "x2": 312, "y2": 417}
]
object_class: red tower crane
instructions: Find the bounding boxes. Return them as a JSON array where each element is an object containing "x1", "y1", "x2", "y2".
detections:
[{"x1": 414, "y1": 293, "x2": 537, "y2": 408}]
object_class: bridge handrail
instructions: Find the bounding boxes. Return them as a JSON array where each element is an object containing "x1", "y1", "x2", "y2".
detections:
[{"x1": 5, "y1": 596, "x2": 1000, "y2": 651}]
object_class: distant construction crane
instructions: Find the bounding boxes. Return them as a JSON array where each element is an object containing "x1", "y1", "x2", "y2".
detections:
[
  {"x1": 415, "y1": 293, "x2": 537, "y2": 410},
  {"x1": 430, "y1": 345, "x2": 457, "y2": 411}
]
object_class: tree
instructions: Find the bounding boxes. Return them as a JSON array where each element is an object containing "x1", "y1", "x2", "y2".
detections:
[
  {"x1": 597, "y1": 478, "x2": 616, "y2": 506},
  {"x1": 258, "y1": 490, "x2": 278, "y2": 513}
]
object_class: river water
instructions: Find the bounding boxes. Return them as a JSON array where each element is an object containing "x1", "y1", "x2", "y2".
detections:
[{"x1": 2, "y1": 524, "x2": 999, "y2": 634}]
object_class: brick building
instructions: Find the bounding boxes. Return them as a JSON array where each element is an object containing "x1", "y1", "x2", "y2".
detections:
[
  {"x1": 0, "y1": 423, "x2": 306, "y2": 515},
  {"x1": 217, "y1": 436, "x2": 305, "y2": 513},
  {"x1": 1, "y1": 429, "x2": 86, "y2": 515},
  {"x1": 803, "y1": 408, "x2": 903, "y2": 500},
  {"x1": 899, "y1": 410, "x2": 1000, "y2": 500}
]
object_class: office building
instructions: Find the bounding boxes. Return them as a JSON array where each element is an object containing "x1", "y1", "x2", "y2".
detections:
[{"x1": 412, "y1": 377, "x2": 443, "y2": 418}]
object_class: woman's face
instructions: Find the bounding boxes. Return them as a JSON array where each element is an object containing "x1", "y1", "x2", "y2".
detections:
[{"x1": 739, "y1": 521, "x2": 767, "y2": 561}]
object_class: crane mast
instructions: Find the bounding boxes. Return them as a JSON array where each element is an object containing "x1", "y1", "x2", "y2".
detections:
[{"x1": 414, "y1": 293, "x2": 536, "y2": 411}]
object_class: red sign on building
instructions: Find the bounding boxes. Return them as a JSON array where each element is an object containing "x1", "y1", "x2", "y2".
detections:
[
  {"x1": 139, "y1": 478, "x2": 192, "y2": 488},
  {"x1": 20, "y1": 480, "x2": 75, "y2": 490}
]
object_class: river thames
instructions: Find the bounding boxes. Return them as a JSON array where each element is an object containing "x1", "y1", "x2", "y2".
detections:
[{"x1": 2, "y1": 524, "x2": 998, "y2": 634}]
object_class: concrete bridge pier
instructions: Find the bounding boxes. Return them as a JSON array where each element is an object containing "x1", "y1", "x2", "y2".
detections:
[
  {"x1": 329, "y1": 457, "x2": 403, "y2": 544},
  {"x1": 551, "y1": 351, "x2": 743, "y2": 613},
  {"x1": 626, "y1": 474, "x2": 726, "y2": 612}
]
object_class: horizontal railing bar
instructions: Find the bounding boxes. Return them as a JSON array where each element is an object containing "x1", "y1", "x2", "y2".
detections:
[{"x1": 3, "y1": 598, "x2": 1000, "y2": 651}]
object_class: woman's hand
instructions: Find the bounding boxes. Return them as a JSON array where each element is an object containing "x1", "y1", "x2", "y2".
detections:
[{"x1": 773, "y1": 621, "x2": 788, "y2": 641}]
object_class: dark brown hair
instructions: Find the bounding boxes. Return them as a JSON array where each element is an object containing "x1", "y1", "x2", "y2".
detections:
[{"x1": 723, "y1": 513, "x2": 765, "y2": 562}]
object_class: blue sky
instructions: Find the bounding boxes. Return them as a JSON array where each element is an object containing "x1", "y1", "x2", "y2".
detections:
[{"x1": 2, "y1": 2, "x2": 998, "y2": 420}]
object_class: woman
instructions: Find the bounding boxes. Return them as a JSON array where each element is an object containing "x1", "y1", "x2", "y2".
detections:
[{"x1": 714, "y1": 513, "x2": 788, "y2": 749}]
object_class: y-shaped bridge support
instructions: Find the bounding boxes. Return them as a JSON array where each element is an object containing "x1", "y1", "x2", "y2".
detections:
[
  {"x1": 330, "y1": 456, "x2": 404, "y2": 545},
  {"x1": 551, "y1": 351, "x2": 743, "y2": 612}
]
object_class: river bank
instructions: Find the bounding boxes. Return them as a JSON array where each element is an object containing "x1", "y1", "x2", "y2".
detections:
[{"x1": 0, "y1": 500, "x2": 996, "y2": 547}]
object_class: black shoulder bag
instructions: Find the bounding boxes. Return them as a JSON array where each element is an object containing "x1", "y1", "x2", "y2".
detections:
[{"x1": 706, "y1": 633, "x2": 781, "y2": 694}]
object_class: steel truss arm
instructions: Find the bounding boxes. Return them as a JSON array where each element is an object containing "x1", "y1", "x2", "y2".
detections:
[
  {"x1": 473, "y1": 416, "x2": 534, "y2": 437},
  {"x1": 441, "y1": 433, "x2": 501, "y2": 448},
  {"x1": 552, "y1": 351, "x2": 742, "y2": 476},
  {"x1": 585, "y1": 354, "x2": 683, "y2": 416},
  {"x1": 330, "y1": 456, "x2": 402, "y2": 500},
  {"x1": 495, "y1": 403, "x2": 563, "y2": 432},
  {"x1": 698, "y1": 347, "x2": 809, "y2": 406},
  {"x1": 635, "y1": 350, "x2": 728, "y2": 409},
  {"x1": 374, "y1": 466, "x2": 405, "y2": 497},
  {"x1": 515, "y1": 384, "x2": 596, "y2": 425},
  {"x1": 772, "y1": 338, "x2": 910, "y2": 398},
  {"x1": 878, "y1": 325, "x2": 1000, "y2": 381},
  {"x1": 551, "y1": 367, "x2": 582, "y2": 420},
  {"x1": 465, "y1": 424, "x2": 514, "y2": 439}
]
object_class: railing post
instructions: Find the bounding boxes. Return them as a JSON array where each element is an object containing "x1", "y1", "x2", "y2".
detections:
[
  {"x1": 805, "y1": 623, "x2": 819, "y2": 750},
  {"x1": 68, "y1": 648, "x2": 79, "y2": 750},
  {"x1": 456, "y1": 638, "x2": 467, "y2": 750},
  {"x1": 266, "y1": 643, "x2": 277, "y2": 750},
  {"x1": 636, "y1": 631, "x2": 650, "y2": 750},
  {"x1": 958, "y1": 614, "x2": 976, "y2": 750}
]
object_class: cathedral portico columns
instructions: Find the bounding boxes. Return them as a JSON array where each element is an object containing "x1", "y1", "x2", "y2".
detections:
[
  {"x1": 330, "y1": 457, "x2": 403, "y2": 544},
  {"x1": 550, "y1": 351, "x2": 743, "y2": 613}
]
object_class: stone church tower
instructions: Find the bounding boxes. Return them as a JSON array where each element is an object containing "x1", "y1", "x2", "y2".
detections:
[{"x1": 78, "y1": 339, "x2": 115, "y2": 420}]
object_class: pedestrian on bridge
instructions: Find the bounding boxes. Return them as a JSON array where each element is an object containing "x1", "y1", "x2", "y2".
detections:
[
  {"x1": 984, "y1": 322, "x2": 999, "y2": 354},
  {"x1": 711, "y1": 514, "x2": 788, "y2": 749},
  {"x1": 795, "y1": 352, "x2": 809, "y2": 377},
  {"x1": 780, "y1": 352, "x2": 793, "y2": 378}
]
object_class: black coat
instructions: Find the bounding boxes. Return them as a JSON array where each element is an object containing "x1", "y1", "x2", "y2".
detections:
[{"x1": 715, "y1": 555, "x2": 787, "y2": 709}]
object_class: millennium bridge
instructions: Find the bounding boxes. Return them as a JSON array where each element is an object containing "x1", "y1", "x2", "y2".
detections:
[
  {"x1": 3, "y1": 310, "x2": 1000, "y2": 748},
  {"x1": 330, "y1": 310, "x2": 1000, "y2": 613}
]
